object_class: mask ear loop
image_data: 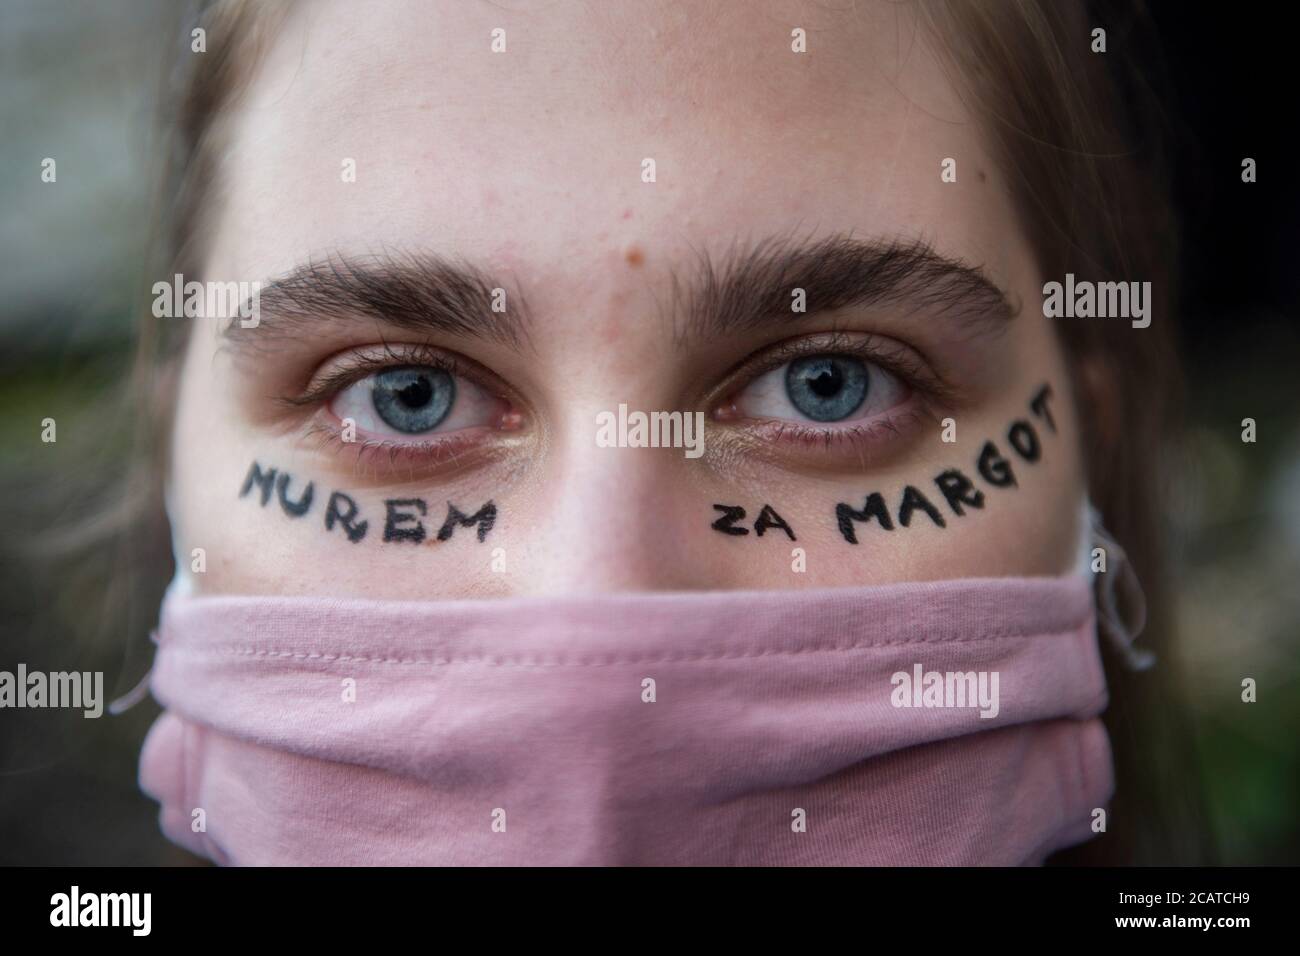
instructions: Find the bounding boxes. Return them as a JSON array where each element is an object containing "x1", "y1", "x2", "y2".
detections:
[
  {"x1": 1090, "y1": 505, "x2": 1156, "y2": 671},
  {"x1": 107, "y1": 625, "x2": 163, "y2": 716},
  {"x1": 108, "y1": 651, "x2": 155, "y2": 715}
]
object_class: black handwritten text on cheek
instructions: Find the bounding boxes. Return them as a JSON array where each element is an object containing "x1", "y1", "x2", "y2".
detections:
[
  {"x1": 238, "y1": 462, "x2": 496, "y2": 546},
  {"x1": 836, "y1": 383, "x2": 1057, "y2": 544},
  {"x1": 711, "y1": 504, "x2": 797, "y2": 541},
  {"x1": 382, "y1": 499, "x2": 497, "y2": 544}
]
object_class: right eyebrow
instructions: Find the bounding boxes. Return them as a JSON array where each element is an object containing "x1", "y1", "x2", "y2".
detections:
[
  {"x1": 667, "y1": 233, "x2": 1019, "y2": 346},
  {"x1": 222, "y1": 252, "x2": 531, "y2": 355}
]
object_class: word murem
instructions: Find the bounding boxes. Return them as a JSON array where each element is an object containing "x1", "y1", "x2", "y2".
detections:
[
  {"x1": 238, "y1": 462, "x2": 496, "y2": 545},
  {"x1": 836, "y1": 384, "x2": 1057, "y2": 544}
]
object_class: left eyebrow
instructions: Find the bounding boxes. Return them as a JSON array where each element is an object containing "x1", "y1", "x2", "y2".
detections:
[
  {"x1": 223, "y1": 251, "x2": 531, "y2": 355},
  {"x1": 665, "y1": 233, "x2": 1018, "y2": 345}
]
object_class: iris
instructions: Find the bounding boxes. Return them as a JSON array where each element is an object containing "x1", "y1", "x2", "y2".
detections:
[
  {"x1": 784, "y1": 355, "x2": 868, "y2": 421},
  {"x1": 371, "y1": 366, "x2": 455, "y2": 433}
]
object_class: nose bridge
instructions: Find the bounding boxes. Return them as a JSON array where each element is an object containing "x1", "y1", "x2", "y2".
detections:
[
  {"x1": 504, "y1": 257, "x2": 716, "y2": 596},
  {"x1": 514, "y1": 409, "x2": 705, "y2": 596}
]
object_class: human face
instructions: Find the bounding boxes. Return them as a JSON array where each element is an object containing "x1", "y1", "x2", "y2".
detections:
[{"x1": 168, "y1": 0, "x2": 1085, "y2": 599}]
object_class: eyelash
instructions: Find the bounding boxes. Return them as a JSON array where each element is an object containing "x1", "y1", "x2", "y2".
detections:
[
  {"x1": 288, "y1": 331, "x2": 951, "y2": 472},
  {"x1": 290, "y1": 342, "x2": 469, "y2": 407},
  {"x1": 704, "y1": 330, "x2": 948, "y2": 466},
  {"x1": 286, "y1": 342, "x2": 523, "y2": 477},
  {"x1": 714, "y1": 329, "x2": 953, "y2": 412}
]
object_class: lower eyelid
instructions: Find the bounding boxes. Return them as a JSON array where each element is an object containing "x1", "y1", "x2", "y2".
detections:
[
  {"x1": 301, "y1": 416, "x2": 524, "y2": 486},
  {"x1": 710, "y1": 392, "x2": 932, "y2": 472}
]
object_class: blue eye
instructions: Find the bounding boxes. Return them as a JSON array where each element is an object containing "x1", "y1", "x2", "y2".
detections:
[
  {"x1": 731, "y1": 351, "x2": 907, "y2": 426},
  {"x1": 330, "y1": 358, "x2": 510, "y2": 442},
  {"x1": 370, "y1": 366, "x2": 455, "y2": 433},
  {"x1": 783, "y1": 355, "x2": 868, "y2": 422}
]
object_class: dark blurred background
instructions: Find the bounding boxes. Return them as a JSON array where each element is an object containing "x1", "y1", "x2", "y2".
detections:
[
  {"x1": 1145, "y1": 2, "x2": 1300, "y2": 865},
  {"x1": 1, "y1": 1, "x2": 1296, "y2": 865}
]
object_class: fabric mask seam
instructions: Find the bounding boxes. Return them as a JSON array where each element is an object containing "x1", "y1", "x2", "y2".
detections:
[{"x1": 155, "y1": 624, "x2": 1090, "y2": 667}]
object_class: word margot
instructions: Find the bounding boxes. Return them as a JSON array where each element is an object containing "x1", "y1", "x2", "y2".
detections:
[
  {"x1": 238, "y1": 462, "x2": 496, "y2": 545},
  {"x1": 836, "y1": 383, "x2": 1057, "y2": 544}
]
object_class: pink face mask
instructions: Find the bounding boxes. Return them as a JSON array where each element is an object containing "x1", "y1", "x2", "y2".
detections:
[{"x1": 137, "y1": 511, "x2": 1148, "y2": 865}]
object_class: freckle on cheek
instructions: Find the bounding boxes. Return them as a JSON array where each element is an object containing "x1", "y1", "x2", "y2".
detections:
[{"x1": 624, "y1": 245, "x2": 645, "y2": 267}]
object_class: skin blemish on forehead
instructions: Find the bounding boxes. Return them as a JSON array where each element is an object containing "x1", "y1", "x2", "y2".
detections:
[{"x1": 624, "y1": 245, "x2": 645, "y2": 267}]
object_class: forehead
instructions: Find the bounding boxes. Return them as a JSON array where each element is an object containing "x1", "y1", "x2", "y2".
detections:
[{"x1": 207, "y1": 0, "x2": 1027, "y2": 299}]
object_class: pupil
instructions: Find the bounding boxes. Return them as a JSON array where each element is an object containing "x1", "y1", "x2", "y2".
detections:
[
  {"x1": 808, "y1": 366, "x2": 842, "y2": 397},
  {"x1": 397, "y1": 376, "x2": 432, "y2": 408}
]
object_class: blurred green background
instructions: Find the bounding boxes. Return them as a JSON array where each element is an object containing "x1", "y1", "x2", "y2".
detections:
[{"x1": 1, "y1": 1, "x2": 1296, "y2": 865}]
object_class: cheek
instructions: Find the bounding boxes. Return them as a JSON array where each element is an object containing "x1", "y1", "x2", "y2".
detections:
[
  {"x1": 170, "y1": 443, "x2": 524, "y2": 599},
  {"x1": 167, "y1": 419, "x2": 1085, "y2": 601},
  {"x1": 691, "y1": 405, "x2": 1085, "y2": 590}
]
